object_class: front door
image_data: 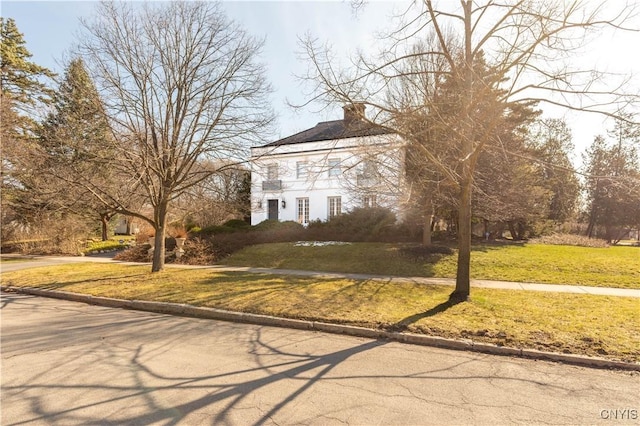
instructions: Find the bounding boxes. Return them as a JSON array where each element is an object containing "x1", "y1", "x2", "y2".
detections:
[{"x1": 268, "y1": 199, "x2": 279, "y2": 221}]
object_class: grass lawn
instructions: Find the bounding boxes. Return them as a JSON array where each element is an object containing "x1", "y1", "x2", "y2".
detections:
[
  {"x1": 224, "y1": 242, "x2": 640, "y2": 289},
  {"x1": 2, "y1": 263, "x2": 639, "y2": 363},
  {"x1": 84, "y1": 237, "x2": 134, "y2": 254}
]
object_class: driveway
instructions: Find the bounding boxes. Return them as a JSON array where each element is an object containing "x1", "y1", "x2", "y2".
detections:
[{"x1": 2, "y1": 293, "x2": 638, "y2": 425}]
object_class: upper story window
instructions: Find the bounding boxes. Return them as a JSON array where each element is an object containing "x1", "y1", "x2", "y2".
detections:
[
  {"x1": 267, "y1": 164, "x2": 278, "y2": 180},
  {"x1": 328, "y1": 158, "x2": 341, "y2": 177},
  {"x1": 357, "y1": 160, "x2": 378, "y2": 187},
  {"x1": 361, "y1": 160, "x2": 377, "y2": 178},
  {"x1": 296, "y1": 161, "x2": 309, "y2": 179}
]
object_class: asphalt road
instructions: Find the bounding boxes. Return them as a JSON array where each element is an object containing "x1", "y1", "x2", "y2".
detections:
[{"x1": 2, "y1": 293, "x2": 638, "y2": 425}]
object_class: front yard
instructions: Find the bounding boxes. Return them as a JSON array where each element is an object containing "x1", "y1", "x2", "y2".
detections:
[{"x1": 2, "y1": 262, "x2": 639, "y2": 363}]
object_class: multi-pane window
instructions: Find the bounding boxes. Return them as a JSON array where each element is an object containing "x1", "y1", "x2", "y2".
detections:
[
  {"x1": 267, "y1": 164, "x2": 278, "y2": 180},
  {"x1": 296, "y1": 161, "x2": 309, "y2": 179},
  {"x1": 297, "y1": 198, "x2": 310, "y2": 225},
  {"x1": 361, "y1": 160, "x2": 376, "y2": 178},
  {"x1": 363, "y1": 195, "x2": 377, "y2": 208},
  {"x1": 328, "y1": 158, "x2": 341, "y2": 177},
  {"x1": 328, "y1": 196, "x2": 342, "y2": 219}
]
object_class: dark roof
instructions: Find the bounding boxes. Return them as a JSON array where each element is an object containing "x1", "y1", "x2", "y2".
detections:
[{"x1": 260, "y1": 119, "x2": 392, "y2": 147}]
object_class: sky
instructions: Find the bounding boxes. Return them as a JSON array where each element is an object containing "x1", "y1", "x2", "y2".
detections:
[{"x1": 3, "y1": 0, "x2": 640, "y2": 164}]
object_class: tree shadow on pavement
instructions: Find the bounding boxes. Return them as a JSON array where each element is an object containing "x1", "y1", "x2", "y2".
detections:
[{"x1": 2, "y1": 293, "x2": 578, "y2": 426}]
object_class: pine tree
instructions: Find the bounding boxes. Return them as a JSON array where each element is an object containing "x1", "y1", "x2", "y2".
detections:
[
  {"x1": 1, "y1": 18, "x2": 55, "y2": 239},
  {"x1": 0, "y1": 17, "x2": 54, "y2": 133},
  {"x1": 583, "y1": 117, "x2": 640, "y2": 243},
  {"x1": 39, "y1": 58, "x2": 120, "y2": 240},
  {"x1": 528, "y1": 119, "x2": 581, "y2": 223},
  {"x1": 42, "y1": 58, "x2": 111, "y2": 162}
]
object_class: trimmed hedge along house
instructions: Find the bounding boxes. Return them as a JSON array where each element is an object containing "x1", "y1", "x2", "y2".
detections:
[{"x1": 250, "y1": 104, "x2": 406, "y2": 225}]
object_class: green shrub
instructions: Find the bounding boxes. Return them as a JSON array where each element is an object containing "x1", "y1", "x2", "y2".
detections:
[
  {"x1": 307, "y1": 207, "x2": 405, "y2": 242},
  {"x1": 223, "y1": 219, "x2": 251, "y2": 229},
  {"x1": 253, "y1": 220, "x2": 304, "y2": 232},
  {"x1": 198, "y1": 225, "x2": 237, "y2": 236}
]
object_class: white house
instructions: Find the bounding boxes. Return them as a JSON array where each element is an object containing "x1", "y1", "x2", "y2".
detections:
[{"x1": 250, "y1": 104, "x2": 406, "y2": 225}]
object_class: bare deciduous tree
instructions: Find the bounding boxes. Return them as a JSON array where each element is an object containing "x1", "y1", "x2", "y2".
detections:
[
  {"x1": 174, "y1": 160, "x2": 251, "y2": 228},
  {"x1": 78, "y1": 1, "x2": 274, "y2": 271},
  {"x1": 301, "y1": 0, "x2": 639, "y2": 300}
]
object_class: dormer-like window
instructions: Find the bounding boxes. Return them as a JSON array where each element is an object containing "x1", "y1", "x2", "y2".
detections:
[
  {"x1": 296, "y1": 161, "x2": 309, "y2": 179},
  {"x1": 328, "y1": 158, "x2": 341, "y2": 177},
  {"x1": 267, "y1": 164, "x2": 278, "y2": 180}
]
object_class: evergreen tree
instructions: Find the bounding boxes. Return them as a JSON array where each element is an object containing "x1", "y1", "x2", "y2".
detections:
[
  {"x1": 1, "y1": 18, "x2": 55, "y2": 239},
  {"x1": 0, "y1": 17, "x2": 54, "y2": 133},
  {"x1": 528, "y1": 119, "x2": 581, "y2": 223},
  {"x1": 41, "y1": 58, "x2": 111, "y2": 162},
  {"x1": 399, "y1": 50, "x2": 541, "y2": 242},
  {"x1": 583, "y1": 116, "x2": 640, "y2": 243},
  {"x1": 39, "y1": 58, "x2": 121, "y2": 240}
]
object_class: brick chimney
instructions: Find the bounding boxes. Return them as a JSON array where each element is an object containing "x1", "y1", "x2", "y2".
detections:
[{"x1": 343, "y1": 103, "x2": 366, "y2": 125}]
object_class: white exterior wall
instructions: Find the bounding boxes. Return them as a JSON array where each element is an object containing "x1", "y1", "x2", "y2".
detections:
[{"x1": 250, "y1": 134, "x2": 405, "y2": 225}]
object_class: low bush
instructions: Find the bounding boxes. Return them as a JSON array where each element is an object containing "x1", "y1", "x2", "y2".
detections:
[
  {"x1": 116, "y1": 211, "x2": 421, "y2": 265},
  {"x1": 195, "y1": 225, "x2": 237, "y2": 237},
  {"x1": 113, "y1": 244, "x2": 149, "y2": 262},
  {"x1": 306, "y1": 207, "x2": 414, "y2": 242},
  {"x1": 321, "y1": 207, "x2": 396, "y2": 239},
  {"x1": 529, "y1": 233, "x2": 609, "y2": 248},
  {"x1": 174, "y1": 237, "x2": 219, "y2": 265},
  {"x1": 208, "y1": 225, "x2": 307, "y2": 258},
  {"x1": 9, "y1": 215, "x2": 91, "y2": 255},
  {"x1": 253, "y1": 220, "x2": 304, "y2": 232},
  {"x1": 223, "y1": 219, "x2": 251, "y2": 229}
]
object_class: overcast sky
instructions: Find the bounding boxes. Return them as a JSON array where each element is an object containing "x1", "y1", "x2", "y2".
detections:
[{"x1": 4, "y1": 1, "x2": 639, "y2": 164}]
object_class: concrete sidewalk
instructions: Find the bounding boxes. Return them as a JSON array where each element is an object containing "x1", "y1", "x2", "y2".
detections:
[{"x1": 2, "y1": 253, "x2": 638, "y2": 298}]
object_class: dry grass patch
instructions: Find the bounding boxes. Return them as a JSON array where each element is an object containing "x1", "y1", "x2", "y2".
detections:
[{"x1": 3, "y1": 263, "x2": 639, "y2": 363}]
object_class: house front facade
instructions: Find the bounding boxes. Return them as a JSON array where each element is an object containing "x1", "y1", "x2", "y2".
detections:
[{"x1": 250, "y1": 104, "x2": 406, "y2": 226}]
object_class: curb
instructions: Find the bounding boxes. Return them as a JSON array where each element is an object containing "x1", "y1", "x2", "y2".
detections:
[{"x1": 2, "y1": 285, "x2": 639, "y2": 372}]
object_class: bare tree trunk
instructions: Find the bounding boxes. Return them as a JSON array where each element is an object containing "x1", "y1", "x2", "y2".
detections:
[
  {"x1": 151, "y1": 200, "x2": 169, "y2": 272},
  {"x1": 454, "y1": 177, "x2": 472, "y2": 301},
  {"x1": 422, "y1": 218, "x2": 432, "y2": 246},
  {"x1": 586, "y1": 208, "x2": 597, "y2": 238},
  {"x1": 100, "y1": 213, "x2": 110, "y2": 241},
  {"x1": 422, "y1": 194, "x2": 434, "y2": 246},
  {"x1": 452, "y1": 0, "x2": 473, "y2": 301}
]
